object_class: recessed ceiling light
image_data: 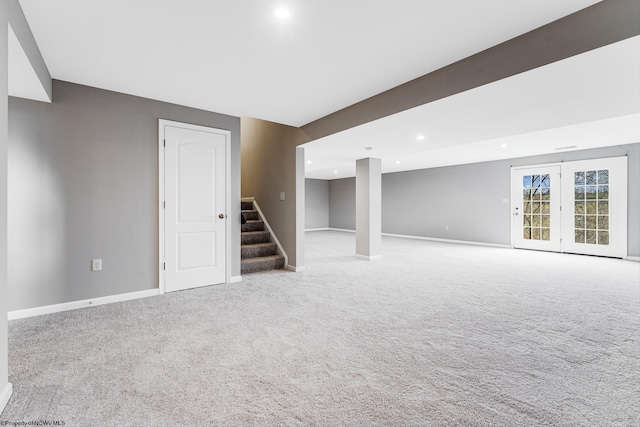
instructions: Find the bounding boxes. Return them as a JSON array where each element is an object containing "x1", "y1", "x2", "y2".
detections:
[
  {"x1": 416, "y1": 135, "x2": 425, "y2": 141},
  {"x1": 306, "y1": 160, "x2": 312, "y2": 164},
  {"x1": 500, "y1": 143, "x2": 508, "y2": 148},
  {"x1": 274, "y1": 7, "x2": 291, "y2": 20},
  {"x1": 395, "y1": 160, "x2": 401, "y2": 164},
  {"x1": 333, "y1": 170, "x2": 338, "y2": 174}
]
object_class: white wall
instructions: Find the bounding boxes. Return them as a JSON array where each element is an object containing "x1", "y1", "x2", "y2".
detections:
[
  {"x1": 0, "y1": 4, "x2": 10, "y2": 411},
  {"x1": 2, "y1": 0, "x2": 52, "y2": 412}
]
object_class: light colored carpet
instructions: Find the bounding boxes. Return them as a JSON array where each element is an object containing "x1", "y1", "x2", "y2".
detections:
[{"x1": 2, "y1": 231, "x2": 639, "y2": 426}]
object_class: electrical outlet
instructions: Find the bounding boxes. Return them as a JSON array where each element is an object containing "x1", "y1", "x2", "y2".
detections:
[
  {"x1": 445, "y1": 225, "x2": 449, "y2": 231},
  {"x1": 280, "y1": 192, "x2": 286, "y2": 201},
  {"x1": 91, "y1": 259, "x2": 102, "y2": 272}
]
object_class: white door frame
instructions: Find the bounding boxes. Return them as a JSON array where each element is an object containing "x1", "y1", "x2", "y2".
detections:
[
  {"x1": 510, "y1": 157, "x2": 628, "y2": 258},
  {"x1": 511, "y1": 163, "x2": 562, "y2": 252},
  {"x1": 158, "y1": 119, "x2": 232, "y2": 294}
]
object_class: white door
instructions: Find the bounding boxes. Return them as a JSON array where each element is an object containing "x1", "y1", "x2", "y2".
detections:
[
  {"x1": 511, "y1": 157, "x2": 627, "y2": 258},
  {"x1": 162, "y1": 121, "x2": 228, "y2": 292},
  {"x1": 512, "y1": 166, "x2": 562, "y2": 252},
  {"x1": 560, "y1": 157, "x2": 627, "y2": 258}
]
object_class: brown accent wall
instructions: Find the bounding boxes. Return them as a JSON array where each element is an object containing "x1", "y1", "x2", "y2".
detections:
[{"x1": 241, "y1": 118, "x2": 310, "y2": 267}]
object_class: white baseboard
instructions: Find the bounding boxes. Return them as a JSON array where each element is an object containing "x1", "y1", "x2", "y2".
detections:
[
  {"x1": 8, "y1": 289, "x2": 160, "y2": 321},
  {"x1": 627, "y1": 256, "x2": 640, "y2": 262},
  {"x1": 229, "y1": 276, "x2": 243, "y2": 283},
  {"x1": 0, "y1": 382, "x2": 13, "y2": 414},
  {"x1": 327, "y1": 228, "x2": 356, "y2": 233},
  {"x1": 287, "y1": 265, "x2": 306, "y2": 272},
  {"x1": 322, "y1": 228, "x2": 509, "y2": 249},
  {"x1": 305, "y1": 228, "x2": 330, "y2": 232},
  {"x1": 381, "y1": 232, "x2": 511, "y2": 249},
  {"x1": 355, "y1": 254, "x2": 383, "y2": 261}
]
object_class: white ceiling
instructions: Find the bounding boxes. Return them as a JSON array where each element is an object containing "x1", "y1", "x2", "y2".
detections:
[
  {"x1": 16, "y1": 0, "x2": 637, "y2": 180},
  {"x1": 8, "y1": 24, "x2": 50, "y2": 102},
  {"x1": 303, "y1": 36, "x2": 640, "y2": 179},
  {"x1": 18, "y1": 0, "x2": 601, "y2": 127}
]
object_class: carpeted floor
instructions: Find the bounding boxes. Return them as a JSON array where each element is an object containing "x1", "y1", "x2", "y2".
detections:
[{"x1": 2, "y1": 231, "x2": 639, "y2": 426}]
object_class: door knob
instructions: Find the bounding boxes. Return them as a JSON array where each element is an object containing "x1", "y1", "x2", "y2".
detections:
[{"x1": 219, "y1": 214, "x2": 225, "y2": 219}]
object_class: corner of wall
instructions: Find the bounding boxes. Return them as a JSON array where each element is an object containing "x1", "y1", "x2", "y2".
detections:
[{"x1": 240, "y1": 117, "x2": 310, "y2": 268}]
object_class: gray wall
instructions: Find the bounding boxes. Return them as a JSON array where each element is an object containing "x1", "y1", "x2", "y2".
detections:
[
  {"x1": 327, "y1": 144, "x2": 639, "y2": 257},
  {"x1": 305, "y1": 179, "x2": 329, "y2": 229},
  {"x1": 8, "y1": 80, "x2": 241, "y2": 311},
  {"x1": 329, "y1": 178, "x2": 355, "y2": 230}
]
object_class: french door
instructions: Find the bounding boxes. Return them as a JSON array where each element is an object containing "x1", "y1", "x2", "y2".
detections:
[
  {"x1": 511, "y1": 157, "x2": 627, "y2": 258},
  {"x1": 512, "y1": 166, "x2": 562, "y2": 252}
]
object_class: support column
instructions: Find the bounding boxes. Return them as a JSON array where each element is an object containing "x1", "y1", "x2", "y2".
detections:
[
  {"x1": 293, "y1": 146, "x2": 306, "y2": 271},
  {"x1": 356, "y1": 157, "x2": 382, "y2": 260}
]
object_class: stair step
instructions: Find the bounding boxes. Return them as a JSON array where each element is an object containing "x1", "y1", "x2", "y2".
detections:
[
  {"x1": 241, "y1": 231, "x2": 271, "y2": 245},
  {"x1": 241, "y1": 210, "x2": 259, "y2": 221},
  {"x1": 241, "y1": 242, "x2": 277, "y2": 259},
  {"x1": 241, "y1": 255, "x2": 285, "y2": 274},
  {"x1": 241, "y1": 201, "x2": 254, "y2": 210},
  {"x1": 242, "y1": 220, "x2": 264, "y2": 232}
]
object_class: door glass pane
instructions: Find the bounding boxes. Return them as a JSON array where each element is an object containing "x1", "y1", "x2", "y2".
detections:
[
  {"x1": 541, "y1": 215, "x2": 550, "y2": 227},
  {"x1": 531, "y1": 202, "x2": 541, "y2": 214},
  {"x1": 532, "y1": 228, "x2": 541, "y2": 240},
  {"x1": 598, "y1": 231, "x2": 609, "y2": 245},
  {"x1": 598, "y1": 215, "x2": 608, "y2": 230},
  {"x1": 598, "y1": 201, "x2": 608, "y2": 215},
  {"x1": 597, "y1": 170, "x2": 609, "y2": 185},
  {"x1": 521, "y1": 173, "x2": 554, "y2": 241},
  {"x1": 541, "y1": 228, "x2": 550, "y2": 241},
  {"x1": 532, "y1": 215, "x2": 540, "y2": 227},
  {"x1": 598, "y1": 186, "x2": 608, "y2": 199},
  {"x1": 541, "y1": 202, "x2": 550, "y2": 214},
  {"x1": 574, "y1": 169, "x2": 610, "y2": 246}
]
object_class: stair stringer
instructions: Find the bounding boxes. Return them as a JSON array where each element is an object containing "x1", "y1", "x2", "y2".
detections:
[{"x1": 241, "y1": 197, "x2": 288, "y2": 268}]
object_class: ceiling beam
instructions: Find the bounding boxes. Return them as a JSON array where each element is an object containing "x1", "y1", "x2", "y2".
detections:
[{"x1": 301, "y1": 0, "x2": 640, "y2": 141}]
